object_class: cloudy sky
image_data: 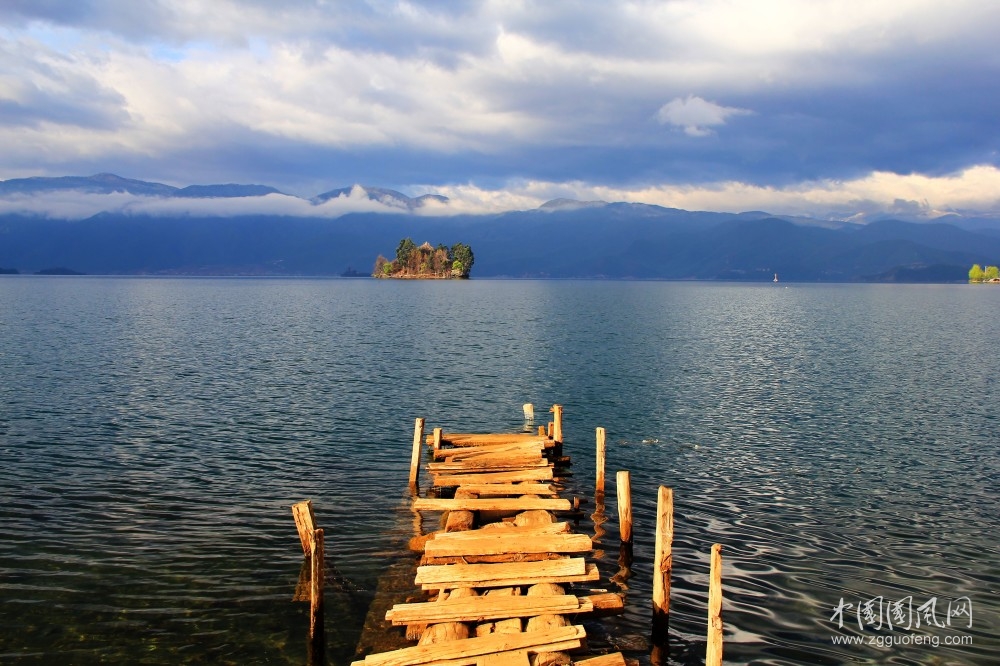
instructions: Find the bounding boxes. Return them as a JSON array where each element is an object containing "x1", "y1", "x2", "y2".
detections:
[{"x1": 2, "y1": 0, "x2": 1000, "y2": 218}]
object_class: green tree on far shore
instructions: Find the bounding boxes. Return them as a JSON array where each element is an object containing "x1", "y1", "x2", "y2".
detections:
[{"x1": 969, "y1": 263, "x2": 999, "y2": 282}]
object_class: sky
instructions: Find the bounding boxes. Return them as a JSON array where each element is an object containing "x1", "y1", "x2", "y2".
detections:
[{"x1": 2, "y1": 0, "x2": 1000, "y2": 219}]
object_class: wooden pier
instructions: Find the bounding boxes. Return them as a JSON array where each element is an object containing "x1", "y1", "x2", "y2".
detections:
[
  {"x1": 292, "y1": 404, "x2": 726, "y2": 666},
  {"x1": 351, "y1": 405, "x2": 628, "y2": 666}
]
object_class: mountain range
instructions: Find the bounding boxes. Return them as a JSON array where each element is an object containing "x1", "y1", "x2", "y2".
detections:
[{"x1": 2, "y1": 174, "x2": 999, "y2": 280}]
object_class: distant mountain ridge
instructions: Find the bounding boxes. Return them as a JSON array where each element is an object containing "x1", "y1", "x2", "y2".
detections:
[
  {"x1": 0, "y1": 173, "x2": 282, "y2": 199},
  {"x1": 2, "y1": 173, "x2": 1000, "y2": 281}
]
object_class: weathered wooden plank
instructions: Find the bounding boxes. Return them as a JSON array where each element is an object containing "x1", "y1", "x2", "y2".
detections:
[
  {"x1": 479, "y1": 650, "x2": 530, "y2": 666},
  {"x1": 437, "y1": 442, "x2": 550, "y2": 461},
  {"x1": 429, "y1": 522, "x2": 571, "y2": 543},
  {"x1": 573, "y1": 653, "x2": 626, "y2": 666},
  {"x1": 417, "y1": 558, "x2": 585, "y2": 586},
  {"x1": 417, "y1": 561, "x2": 600, "y2": 590},
  {"x1": 386, "y1": 595, "x2": 593, "y2": 625},
  {"x1": 454, "y1": 483, "x2": 557, "y2": 497},
  {"x1": 442, "y1": 452, "x2": 545, "y2": 466},
  {"x1": 425, "y1": 533, "x2": 592, "y2": 558},
  {"x1": 433, "y1": 469, "x2": 554, "y2": 486},
  {"x1": 413, "y1": 498, "x2": 571, "y2": 512},
  {"x1": 428, "y1": 460, "x2": 551, "y2": 472},
  {"x1": 427, "y1": 434, "x2": 553, "y2": 447},
  {"x1": 350, "y1": 625, "x2": 586, "y2": 666},
  {"x1": 291, "y1": 500, "x2": 316, "y2": 555}
]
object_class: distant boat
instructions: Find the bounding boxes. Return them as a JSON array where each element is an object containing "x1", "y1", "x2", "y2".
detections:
[{"x1": 773, "y1": 273, "x2": 779, "y2": 283}]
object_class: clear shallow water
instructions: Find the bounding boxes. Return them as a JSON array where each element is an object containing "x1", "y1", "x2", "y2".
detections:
[{"x1": 0, "y1": 277, "x2": 997, "y2": 665}]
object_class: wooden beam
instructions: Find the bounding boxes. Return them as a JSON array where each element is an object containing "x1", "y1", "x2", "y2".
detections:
[
  {"x1": 417, "y1": 561, "x2": 600, "y2": 590},
  {"x1": 428, "y1": 459, "x2": 550, "y2": 473},
  {"x1": 386, "y1": 594, "x2": 593, "y2": 625},
  {"x1": 551, "y1": 405, "x2": 563, "y2": 444},
  {"x1": 428, "y1": 434, "x2": 552, "y2": 447},
  {"x1": 413, "y1": 498, "x2": 571, "y2": 513},
  {"x1": 453, "y1": 483, "x2": 557, "y2": 497},
  {"x1": 425, "y1": 532, "x2": 592, "y2": 558},
  {"x1": 409, "y1": 418, "x2": 426, "y2": 490},
  {"x1": 616, "y1": 471, "x2": 632, "y2": 544},
  {"x1": 574, "y1": 654, "x2": 626, "y2": 666},
  {"x1": 595, "y1": 428, "x2": 606, "y2": 495},
  {"x1": 291, "y1": 500, "x2": 316, "y2": 555},
  {"x1": 309, "y1": 528, "x2": 325, "y2": 660},
  {"x1": 706, "y1": 543, "x2": 723, "y2": 666},
  {"x1": 432, "y1": 468, "x2": 554, "y2": 487},
  {"x1": 428, "y1": 522, "x2": 571, "y2": 543},
  {"x1": 350, "y1": 625, "x2": 586, "y2": 666},
  {"x1": 652, "y1": 486, "x2": 673, "y2": 638}
]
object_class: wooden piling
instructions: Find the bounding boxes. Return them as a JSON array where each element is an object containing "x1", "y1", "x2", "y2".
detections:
[
  {"x1": 651, "y1": 486, "x2": 673, "y2": 638},
  {"x1": 432, "y1": 428, "x2": 443, "y2": 453},
  {"x1": 551, "y1": 405, "x2": 563, "y2": 444},
  {"x1": 292, "y1": 500, "x2": 317, "y2": 555},
  {"x1": 595, "y1": 428, "x2": 606, "y2": 495},
  {"x1": 309, "y1": 528, "x2": 325, "y2": 665},
  {"x1": 616, "y1": 471, "x2": 632, "y2": 543},
  {"x1": 409, "y1": 418, "x2": 426, "y2": 491},
  {"x1": 706, "y1": 543, "x2": 723, "y2": 666},
  {"x1": 523, "y1": 403, "x2": 534, "y2": 420}
]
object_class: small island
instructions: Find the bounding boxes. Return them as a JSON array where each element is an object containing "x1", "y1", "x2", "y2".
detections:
[
  {"x1": 969, "y1": 263, "x2": 1000, "y2": 283},
  {"x1": 373, "y1": 238, "x2": 474, "y2": 279}
]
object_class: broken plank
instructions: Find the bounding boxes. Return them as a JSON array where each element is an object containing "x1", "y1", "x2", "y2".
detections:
[
  {"x1": 573, "y1": 654, "x2": 627, "y2": 666},
  {"x1": 428, "y1": 460, "x2": 551, "y2": 472},
  {"x1": 432, "y1": 468, "x2": 555, "y2": 487},
  {"x1": 351, "y1": 625, "x2": 586, "y2": 666},
  {"x1": 386, "y1": 595, "x2": 594, "y2": 625},
  {"x1": 430, "y1": 522, "x2": 571, "y2": 542},
  {"x1": 425, "y1": 533, "x2": 592, "y2": 558},
  {"x1": 454, "y1": 483, "x2": 557, "y2": 496},
  {"x1": 427, "y1": 434, "x2": 553, "y2": 447},
  {"x1": 415, "y1": 559, "x2": 601, "y2": 590},
  {"x1": 413, "y1": 498, "x2": 571, "y2": 512}
]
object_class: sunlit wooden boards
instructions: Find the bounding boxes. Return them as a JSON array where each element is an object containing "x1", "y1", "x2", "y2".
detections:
[
  {"x1": 385, "y1": 595, "x2": 594, "y2": 625},
  {"x1": 415, "y1": 558, "x2": 600, "y2": 591},
  {"x1": 412, "y1": 498, "x2": 572, "y2": 513},
  {"x1": 432, "y1": 468, "x2": 555, "y2": 487},
  {"x1": 426, "y1": 433, "x2": 553, "y2": 448},
  {"x1": 424, "y1": 532, "x2": 592, "y2": 558},
  {"x1": 350, "y1": 625, "x2": 586, "y2": 666}
]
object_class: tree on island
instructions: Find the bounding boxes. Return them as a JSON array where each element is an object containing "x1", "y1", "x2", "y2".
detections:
[
  {"x1": 969, "y1": 263, "x2": 999, "y2": 282},
  {"x1": 373, "y1": 238, "x2": 474, "y2": 278}
]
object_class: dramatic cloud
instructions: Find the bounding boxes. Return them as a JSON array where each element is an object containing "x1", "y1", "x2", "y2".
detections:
[
  {"x1": 1, "y1": 1, "x2": 999, "y2": 218},
  {"x1": 656, "y1": 96, "x2": 752, "y2": 137}
]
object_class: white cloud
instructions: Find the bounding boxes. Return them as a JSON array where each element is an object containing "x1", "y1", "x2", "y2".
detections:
[{"x1": 656, "y1": 96, "x2": 752, "y2": 136}]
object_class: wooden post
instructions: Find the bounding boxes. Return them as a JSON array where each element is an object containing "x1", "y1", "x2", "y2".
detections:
[
  {"x1": 523, "y1": 403, "x2": 534, "y2": 420},
  {"x1": 595, "y1": 428, "x2": 606, "y2": 495},
  {"x1": 409, "y1": 417, "x2": 426, "y2": 491},
  {"x1": 432, "y1": 427, "x2": 443, "y2": 453},
  {"x1": 538, "y1": 425, "x2": 546, "y2": 437},
  {"x1": 652, "y1": 486, "x2": 673, "y2": 638},
  {"x1": 552, "y1": 405, "x2": 563, "y2": 443},
  {"x1": 616, "y1": 471, "x2": 632, "y2": 543},
  {"x1": 706, "y1": 543, "x2": 723, "y2": 666},
  {"x1": 308, "y1": 528, "x2": 325, "y2": 665},
  {"x1": 291, "y1": 500, "x2": 316, "y2": 555},
  {"x1": 547, "y1": 422, "x2": 554, "y2": 438}
]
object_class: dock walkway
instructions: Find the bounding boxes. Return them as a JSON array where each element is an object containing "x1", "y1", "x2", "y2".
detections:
[{"x1": 352, "y1": 409, "x2": 627, "y2": 666}]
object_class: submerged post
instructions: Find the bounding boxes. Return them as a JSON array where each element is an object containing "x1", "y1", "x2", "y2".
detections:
[
  {"x1": 595, "y1": 428, "x2": 607, "y2": 495},
  {"x1": 408, "y1": 417, "x2": 426, "y2": 491},
  {"x1": 308, "y1": 528, "x2": 325, "y2": 665},
  {"x1": 616, "y1": 471, "x2": 632, "y2": 543},
  {"x1": 706, "y1": 543, "x2": 723, "y2": 666},
  {"x1": 652, "y1": 486, "x2": 674, "y2": 638}
]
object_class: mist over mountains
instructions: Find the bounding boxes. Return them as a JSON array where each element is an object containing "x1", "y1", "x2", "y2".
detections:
[{"x1": 2, "y1": 174, "x2": 999, "y2": 281}]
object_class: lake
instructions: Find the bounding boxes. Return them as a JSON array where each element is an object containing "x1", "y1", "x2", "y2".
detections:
[{"x1": 0, "y1": 277, "x2": 997, "y2": 665}]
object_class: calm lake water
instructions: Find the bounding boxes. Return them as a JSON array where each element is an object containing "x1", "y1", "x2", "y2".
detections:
[{"x1": 1, "y1": 277, "x2": 998, "y2": 665}]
